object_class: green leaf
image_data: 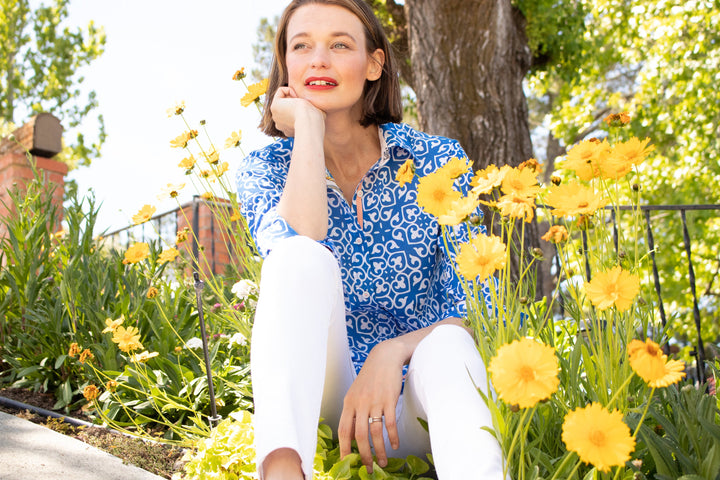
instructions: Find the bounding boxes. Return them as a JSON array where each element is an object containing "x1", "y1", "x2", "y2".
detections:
[{"x1": 405, "y1": 455, "x2": 429, "y2": 475}]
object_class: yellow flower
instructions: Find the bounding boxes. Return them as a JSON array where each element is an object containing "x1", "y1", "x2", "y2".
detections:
[
  {"x1": 628, "y1": 339, "x2": 686, "y2": 387},
  {"x1": 132, "y1": 204, "x2": 156, "y2": 225},
  {"x1": 541, "y1": 225, "x2": 569, "y2": 243},
  {"x1": 518, "y1": 158, "x2": 542, "y2": 174},
  {"x1": 68, "y1": 342, "x2": 81, "y2": 358},
  {"x1": 563, "y1": 139, "x2": 611, "y2": 181},
  {"x1": 501, "y1": 167, "x2": 540, "y2": 200},
  {"x1": 112, "y1": 326, "x2": 143, "y2": 353},
  {"x1": 130, "y1": 350, "x2": 159, "y2": 363},
  {"x1": 471, "y1": 164, "x2": 510, "y2": 195},
  {"x1": 215, "y1": 161, "x2": 230, "y2": 177},
  {"x1": 146, "y1": 286, "x2": 159, "y2": 299},
  {"x1": 201, "y1": 192, "x2": 214, "y2": 200},
  {"x1": 207, "y1": 149, "x2": 220, "y2": 165},
  {"x1": 603, "y1": 111, "x2": 631, "y2": 127},
  {"x1": 440, "y1": 156, "x2": 471, "y2": 179},
  {"x1": 105, "y1": 380, "x2": 118, "y2": 392},
  {"x1": 488, "y1": 338, "x2": 559, "y2": 408},
  {"x1": 158, "y1": 183, "x2": 186, "y2": 200},
  {"x1": 166, "y1": 100, "x2": 185, "y2": 117},
  {"x1": 232, "y1": 68, "x2": 246, "y2": 81},
  {"x1": 225, "y1": 130, "x2": 242, "y2": 149},
  {"x1": 176, "y1": 227, "x2": 190, "y2": 244},
  {"x1": 562, "y1": 403, "x2": 635, "y2": 473},
  {"x1": 79, "y1": 349, "x2": 94, "y2": 364},
  {"x1": 102, "y1": 315, "x2": 125, "y2": 333},
  {"x1": 416, "y1": 170, "x2": 462, "y2": 218},
  {"x1": 456, "y1": 234, "x2": 507, "y2": 282},
  {"x1": 494, "y1": 193, "x2": 535, "y2": 223},
  {"x1": 544, "y1": 182, "x2": 608, "y2": 218},
  {"x1": 122, "y1": 242, "x2": 150, "y2": 265},
  {"x1": 609, "y1": 137, "x2": 655, "y2": 167},
  {"x1": 395, "y1": 158, "x2": 415, "y2": 187},
  {"x1": 83, "y1": 385, "x2": 100, "y2": 402},
  {"x1": 241, "y1": 78, "x2": 269, "y2": 107},
  {"x1": 437, "y1": 193, "x2": 480, "y2": 226},
  {"x1": 597, "y1": 155, "x2": 634, "y2": 180},
  {"x1": 158, "y1": 247, "x2": 179, "y2": 264},
  {"x1": 585, "y1": 266, "x2": 640, "y2": 312},
  {"x1": 169, "y1": 130, "x2": 197, "y2": 149},
  {"x1": 178, "y1": 155, "x2": 196, "y2": 171},
  {"x1": 229, "y1": 211, "x2": 242, "y2": 222}
]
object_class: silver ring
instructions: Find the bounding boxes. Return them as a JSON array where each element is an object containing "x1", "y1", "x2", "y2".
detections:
[{"x1": 368, "y1": 416, "x2": 383, "y2": 424}]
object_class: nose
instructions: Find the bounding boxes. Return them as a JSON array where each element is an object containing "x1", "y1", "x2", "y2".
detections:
[{"x1": 310, "y1": 47, "x2": 329, "y2": 69}]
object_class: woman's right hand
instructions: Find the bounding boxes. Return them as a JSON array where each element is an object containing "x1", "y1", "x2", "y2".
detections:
[{"x1": 270, "y1": 86, "x2": 325, "y2": 138}]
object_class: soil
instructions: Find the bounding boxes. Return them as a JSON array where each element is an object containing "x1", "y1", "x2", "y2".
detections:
[{"x1": 0, "y1": 387, "x2": 187, "y2": 479}]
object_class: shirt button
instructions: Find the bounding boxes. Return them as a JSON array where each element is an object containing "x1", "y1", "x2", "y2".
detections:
[{"x1": 362, "y1": 292, "x2": 370, "y2": 299}]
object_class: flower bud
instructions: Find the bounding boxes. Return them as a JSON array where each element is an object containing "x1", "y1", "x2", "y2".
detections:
[
  {"x1": 632, "y1": 183, "x2": 640, "y2": 191},
  {"x1": 519, "y1": 296, "x2": 529, "y2": 305}
]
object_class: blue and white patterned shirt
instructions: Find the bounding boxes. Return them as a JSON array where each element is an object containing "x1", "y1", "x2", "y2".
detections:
[{"x1": 236, "y1": 123, "x2": 490, "y2": 372}]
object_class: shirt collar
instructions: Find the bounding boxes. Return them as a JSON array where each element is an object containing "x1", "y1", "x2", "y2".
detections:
[{"x1": 378, "y1": 123, "x2": 414, "y2": 166}]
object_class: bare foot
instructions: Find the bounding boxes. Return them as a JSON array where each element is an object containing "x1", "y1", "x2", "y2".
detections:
[{"x1": 263, "y1": 448, "x2": 304, "y2": 480}]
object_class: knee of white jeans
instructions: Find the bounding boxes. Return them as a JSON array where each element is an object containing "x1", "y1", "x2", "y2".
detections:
[
  {"x1": 410, "y1": 324, "x2": 488, "y2": 389},
  {"x1": 261, "y1": 235, "x2": 339, "y2": 287}
]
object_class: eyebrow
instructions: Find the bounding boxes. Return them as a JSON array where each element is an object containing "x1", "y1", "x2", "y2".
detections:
[{"x1": 289, "y1": 31, "x2": 357, "y2": 42}]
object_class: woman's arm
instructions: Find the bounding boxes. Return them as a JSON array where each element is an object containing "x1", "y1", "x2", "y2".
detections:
[
  {"x1": 272, "y1": 87, "x2": 329, "y2": 240},
  {"x1": 338, "y1": 316, "x2": 473, "y2": 472}
]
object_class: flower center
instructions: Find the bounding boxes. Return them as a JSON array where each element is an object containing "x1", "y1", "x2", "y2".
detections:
[
  {"x1": 589, "y1": 429, "x2": 606, "y2": 447},
  {"x1": 433, "y1": 189, "x2": 446, "y2": 202},
  {"x1": 645, "y1": 344, "x2": 661, "y2": 356},
  {"x1": 519, "y1": 365, "x2": 536, "y2": 382},
  {"x1": 578, "y1": 201, "x2": 589, "y2": 208}
]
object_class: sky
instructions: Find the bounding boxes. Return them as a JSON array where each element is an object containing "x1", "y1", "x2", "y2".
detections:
[{"x1": 66, "y1": 0, "x2": 290, "y2": 232}]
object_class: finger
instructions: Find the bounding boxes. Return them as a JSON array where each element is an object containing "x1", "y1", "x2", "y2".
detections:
[
  {"x1": 369, "y1": 415, "x2": 387, "y2": 468},
  {"x1": 338, "y1": 410, "x2": 355, "y2": 459},
  {"x1": 384, "y1": 409, "x2": 400, "y2": 451},
  {"x1": 355, "y1": 416, "x2": 374, "y2": 472}
]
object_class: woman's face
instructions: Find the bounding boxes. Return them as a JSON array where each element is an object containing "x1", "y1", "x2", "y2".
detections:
[{"x1": 285, "y1": 4, "x2": 384, "y2": 117}]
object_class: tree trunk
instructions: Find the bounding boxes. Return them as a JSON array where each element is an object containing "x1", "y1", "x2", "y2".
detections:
[{"x1": 405, "y1": 0, "x2": 550, "y2": 298}]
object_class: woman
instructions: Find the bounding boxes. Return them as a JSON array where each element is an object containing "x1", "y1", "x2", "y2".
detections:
[{"x1": 236, "y1": 1, "x2": 506, "y2": 479}]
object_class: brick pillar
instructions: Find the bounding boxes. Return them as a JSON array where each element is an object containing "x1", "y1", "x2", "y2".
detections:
[
  {"x1": 0, "y1": 114, "x2": 67, "y2": 239},
  {"x1": 176, "y1": 197, "x2": 234, "y2": 277}
]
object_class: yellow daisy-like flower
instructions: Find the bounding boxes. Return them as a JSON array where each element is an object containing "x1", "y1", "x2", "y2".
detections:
[
  {"x1": 437, "y1": 193, "x2": 480, "y2": 226},
  {"x1": 541, "y1": 225, "x2": 569, "y2": 243},
  {"x1": 225, "y1": 130, "x2": 242, "y2": 149},
  {"x1": 102, "y1": 315, "x2": 124, "y2": 333},
  {"x1": 471, "y1": 164, "x2": 510, "y2": 195},
  {"x1": 112, "y1": 326, "x2": 143, "y2": 353},
  {"x1": 229, "y1": 211, "x2": 242, "y2": 222},
  {"x1": 105, "y1": 380, "x2": 118, "y2": 392},
  {"x1": 603, "y1": 111, "x2": 631, "y2": 127},
  {"x1": 166, "y1": 100, "x2": 185, "y2": 117},
  {"x1": 563, "y1": 139, "x2": 611, "y2": 181},
  {"x1": 395, "y1": 158, "x2": 415, "y2": 187},
  {"x1": 488, "y1": 337, "x2": 559, "y2": 408},
  {"x1": 68, "y1": 342, "x2": 81, "y2": 358},
  {"x1": 241, "y1": 78, "x2": 269, "y2": 107},
  {"x1": 83, "y1": 385, "x2": 100, "y2": 402},
  {"x1": 146, "y1": 286, "x2": 159, "y2": 299},
  {"x1": 416, "y1": 170, "x2": 462, "y2": 218},
  {"x1": 562, "y1": 403, "x2": 635, "y2": 473},
  {"x1": 78, "y1": 349, "x2": 94, "y2": 364},
  {"x1": 130, "y1": 350, "x2": 159, "y2": 363},
  {"x1": 158, "y1": 183, "x2": 186, "y2": 200},
  {"x1": 501, "y1": 167, "x2": 540, "y2": 200},
  {"x1": 131, "y1": 204, "x2": 156, "y2": 225},
  {"x1": 518, "y1": 158, "x2": 542, "y2": 174},
  {"x1": 178, "y1": 155, "x2": 196, "y2": 171},
  {"x1": 169, "y1": 130, "x2": 198, "y2": 149},
  {"x1": 609, "y1": 137, "x2": 655, "y2": 167},
  {"x1": 122, "y1": 242, "x2": 150, "y2": 265},
  {"x1": 494, "y1": 193, "x2": 535, "y2": 223},
  {"x1": 207, "y1": 149, "x2": 220, "y2": 165},
  {"x1": 628, "y1": 339, "x2": 686, "y2": 387},
  {"x1": 176, "y1": 227, "x2": 190, "y2": 244},
  {"x1": 215, "y1": 161, "x2": 230, "y2": 177},
  {"x1": 440, "y1": 156, "x2": 471, "y2": 179},
  {"x1": 598, "y1": 154, "x2": 634, "y2": 180},
  {"x1": 456, "y1": 234, "x2": 507, "y2": 282},
  {"x1": 544, "y1": 182, "x2": 609, "y2": 218},
  {"x1": 158, "y1": 247, "x2": 179, "y2": 264},
  {"x1": 201, "y1": 192, "x2": 214, "y2": 200},
  {"x1": 232, "y1": 68, "x2": 246, "y2": 81},
  {"x1": 585, "y1": 266, "x2": 640, "y2": 312}
]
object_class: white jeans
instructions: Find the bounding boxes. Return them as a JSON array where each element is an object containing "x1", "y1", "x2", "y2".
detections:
[{"x1": 251, "y1": 236, "x2": 506, "y2": 479}]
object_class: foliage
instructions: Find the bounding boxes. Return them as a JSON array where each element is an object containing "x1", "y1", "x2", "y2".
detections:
[{"x1": 0, "y1": 0, "x2": 106, "y2": 167}]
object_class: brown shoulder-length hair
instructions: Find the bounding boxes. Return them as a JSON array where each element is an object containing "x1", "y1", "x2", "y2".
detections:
[{"x1": 259, "y1": 0, "x2": 403, "y2": 137}]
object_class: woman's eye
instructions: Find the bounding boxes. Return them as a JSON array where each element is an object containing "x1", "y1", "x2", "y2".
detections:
[
  {"x1": 292, "y1": 43, "x2": 308, "y2": 50},
  {"x1": 332, "y1": 42, "x2": 349, "y2": 49}
]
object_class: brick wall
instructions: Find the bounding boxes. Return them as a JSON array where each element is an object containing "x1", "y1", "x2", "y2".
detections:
[{"x1": 176, "y1": 197, "x2": 235, "y2": 277}]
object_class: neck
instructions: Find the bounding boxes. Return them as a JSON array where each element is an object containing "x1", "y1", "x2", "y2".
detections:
[{"x1": 323, "y1": 114, "x2": 380, "y2": 178}]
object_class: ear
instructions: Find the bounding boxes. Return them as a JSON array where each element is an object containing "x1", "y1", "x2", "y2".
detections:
[{"x1": 367, "y1": 48, "x2": 385, "y2": 81}]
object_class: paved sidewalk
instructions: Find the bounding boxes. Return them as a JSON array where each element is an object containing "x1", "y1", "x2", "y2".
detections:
[{"x1": 0, "y1": 411, "x2": 165, "y2": 480}]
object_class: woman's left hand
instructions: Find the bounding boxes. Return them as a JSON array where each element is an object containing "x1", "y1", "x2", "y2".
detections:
[{"x1": 338, "y1": 339, "x2": 405, "y2": 472}]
